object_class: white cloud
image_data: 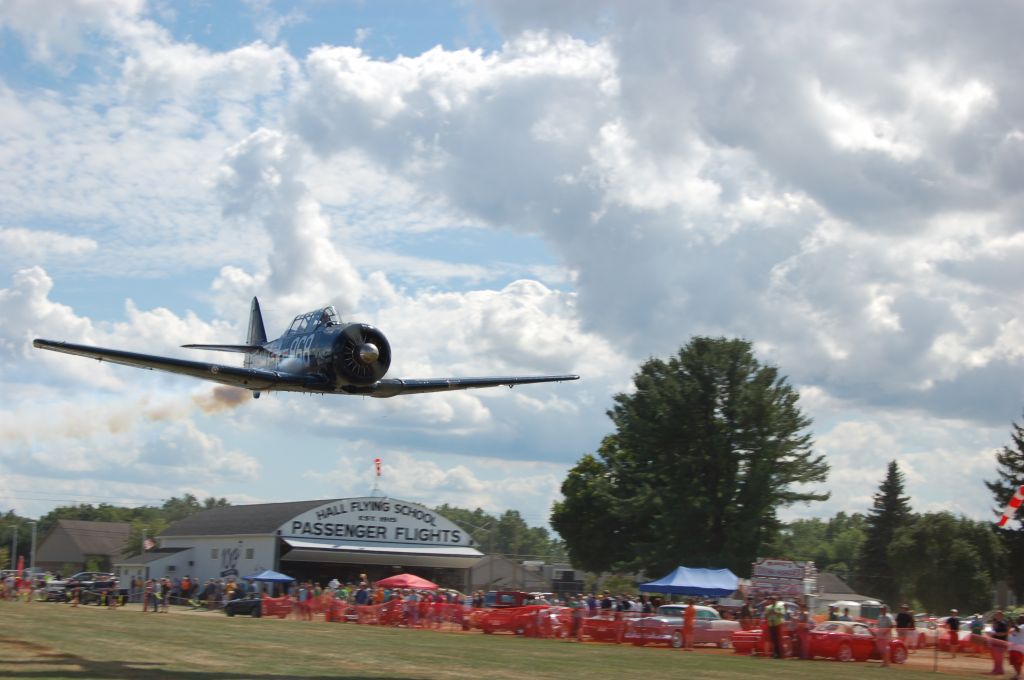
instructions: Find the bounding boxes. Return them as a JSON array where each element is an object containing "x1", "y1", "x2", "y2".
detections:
[{"x1": 2, "y1": 1, "x2": 1023, "y2": 531}]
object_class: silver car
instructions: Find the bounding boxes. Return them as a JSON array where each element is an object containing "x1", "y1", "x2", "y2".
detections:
[{"x1": 625, "y1": 604, "x2": 741, "y2": 648}]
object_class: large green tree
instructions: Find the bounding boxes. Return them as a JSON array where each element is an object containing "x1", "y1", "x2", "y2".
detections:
[
  {"x1": 551, "y1": 337, "x2": 829, "y2": 577},
  {"x1": 984, "y1": 413, "x2": 1024, "y2": 599},
  {"x1": 856, "y1": 461, "x2": 913, "y2": 605},
  {"x1": 889, "y1": 512, "x2": 1002, "y2": 613}
]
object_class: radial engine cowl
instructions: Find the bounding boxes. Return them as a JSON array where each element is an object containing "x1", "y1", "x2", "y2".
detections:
[{"x1": 334, "y1": 323, "x2": 392, "y2": 386}]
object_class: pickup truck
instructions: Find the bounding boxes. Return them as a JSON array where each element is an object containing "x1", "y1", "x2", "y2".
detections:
[{"x1": 484, "y1": 591, "x2": 534, "y2": 608}]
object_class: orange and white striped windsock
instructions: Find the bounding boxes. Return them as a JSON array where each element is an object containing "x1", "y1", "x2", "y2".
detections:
[
  {"x1": 374, "y1": 458, "x2": 382, "y2": 477},
  {"x1": 998, "y1": 484, "x2": 1024, "y2": 527}
]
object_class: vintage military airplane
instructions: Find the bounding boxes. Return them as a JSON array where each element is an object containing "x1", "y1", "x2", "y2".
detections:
[{"x1": 33, "y1": 298, "x2": 579, "y2": 398}]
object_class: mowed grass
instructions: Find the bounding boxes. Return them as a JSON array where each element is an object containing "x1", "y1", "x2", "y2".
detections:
[{"x1": 0, "y1": 601, "x2": 983, "y2": 680}]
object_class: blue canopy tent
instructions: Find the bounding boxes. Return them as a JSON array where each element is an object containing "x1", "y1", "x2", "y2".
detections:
[
  {"x1": 242, "y1": 569, "x2": 295, "y2": 596},
  {"x1": 638, "y1": 566, "x2": 738, "y2": 597},
  {"x1": 242, "y1": 569, "x2": 295, "y2": 583}
]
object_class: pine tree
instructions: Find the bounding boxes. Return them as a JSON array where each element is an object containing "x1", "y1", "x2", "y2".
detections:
[
  {"x1": 857, "y1": 461, "x2": 913, "y2": 605},
  {"x1": 984, "y1": 414, "x2": 1024, "y2": 599}
]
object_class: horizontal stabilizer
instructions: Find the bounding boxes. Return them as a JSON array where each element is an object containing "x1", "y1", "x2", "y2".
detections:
[{"x1": 182, "y1": 344, "x2": 262, "y2": 353}]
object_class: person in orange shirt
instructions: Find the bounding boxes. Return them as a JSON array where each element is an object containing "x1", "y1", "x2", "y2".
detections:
[{"x1": 683, "y1": 598, "x2": 697, "y2": 650}]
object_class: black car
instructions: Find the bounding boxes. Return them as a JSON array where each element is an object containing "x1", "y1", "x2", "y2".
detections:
[
  {"x1": 78, "y1": 578, "x2": 122, "y2": 605},
  {"x1": 224, "y1": 594, "x2": 262, "y2": 618},
  {"x1": 45, "y1": 571, "x2": 116, "y2": 602}
]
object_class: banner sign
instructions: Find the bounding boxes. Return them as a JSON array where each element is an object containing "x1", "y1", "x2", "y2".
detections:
[
  {"x1": 279, "y1": 497, "x2": 473, "y2": 547},
  {"x1": 750, "y1": 577, "x2": 805, "y2": 598},
  {"x1": 752, "y1": 558, "x2": 806, "y2": 580}
]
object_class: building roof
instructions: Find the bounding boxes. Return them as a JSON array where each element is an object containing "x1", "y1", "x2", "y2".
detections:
[
  {"x1": 117, "y1": 547, "x2": 190, "y2": 565},
  {"x1": 816, "y1": 572, "x2": 856, "y2": 595},
  {"x1": 160, "y1": 499, "x2": 342, "y2": 537},
  {"x1": 56, "y1": 520, "x2": 131, "y2": 555}
]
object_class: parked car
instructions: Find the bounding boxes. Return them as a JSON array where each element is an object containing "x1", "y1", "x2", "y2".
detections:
[
  {"x1": 45, "y1": 571, "x2": 116, "y2": 602},
  {"x1": 223, "y1": 594, "x2": 294, "y2": 619},
  {"x1": 731, "y1": 621, "x2": 908, "y2": 663},
  {"x1": 483, "y1": 591, "x2": 534, "y2": 608},
  {"x1": 477, "y1": 605, "x2": 570, "y2": 637},
  {"x1": 224, "y1": 594, "x2": 263, "y2": 618},
  {"x1": 913, "y1": 619, "x2": 941, "y2": 648},
  {"x1": 626, "y1": 604, "x2": 741, "y2": 648},
  {"x1": 580, "y1": 613, "x2": 636, "y2": 643}
]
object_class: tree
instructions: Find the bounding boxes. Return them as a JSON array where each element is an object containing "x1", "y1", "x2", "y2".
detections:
[
  {"x1": 753, "y1": 513, "x2": 866, "y2": 583},
  {"x1": 434, "y1": 505, "x2": 566, "y2": 559},
  {"x1": 985, "y1": 413, "x2": 1024, "y2": 599},
  {"x1": 856, "y1": 461, "x2": 913, "y2": 605},
  {"x1": 889, "y1": 512, "x2": 1002, "y2": 613},
  {"x1": 0, "y1": 509, "x2": 35, "y2": 568},
  {"x1": 551, "y1": 336, "x2": 829, "y2": 577}
]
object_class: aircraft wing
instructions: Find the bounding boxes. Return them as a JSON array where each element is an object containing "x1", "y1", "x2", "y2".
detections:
[
  {"x1": 358, "y1": 375, "x2": 579, "y2": 398},
  {"x1": 33, "y1": 339, "x2": 327, "y2": 392}
]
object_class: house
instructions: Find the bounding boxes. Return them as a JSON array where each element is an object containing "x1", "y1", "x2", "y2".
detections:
[
  {"x1": 34, "y1": 520, "x2": 131, "y2": 574},
  {"x1": 814, "y1": 571, "x2": 880, "y2": 609}
]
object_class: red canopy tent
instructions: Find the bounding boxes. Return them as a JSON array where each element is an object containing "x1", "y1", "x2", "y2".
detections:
[{"x1": 375, "y1": 573, "x2": 439, "y2": 590}]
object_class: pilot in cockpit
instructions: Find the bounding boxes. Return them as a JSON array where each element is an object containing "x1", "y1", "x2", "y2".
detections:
[{"x1": 320, "y1": 309, "x2": 332, "y2": 327}]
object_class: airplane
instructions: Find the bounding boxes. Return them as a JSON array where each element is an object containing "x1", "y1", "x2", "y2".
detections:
[{"x1": 33, "y1": 298, "x2": 579, "y2": 398}]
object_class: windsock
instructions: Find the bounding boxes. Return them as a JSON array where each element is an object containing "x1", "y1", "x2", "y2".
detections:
[
  {"x1": 998, "y1": 484, "x2": 1024, "y2": 527},
  {"x1": 374, "y1": 458, "x2": 382, "y2": 477}
]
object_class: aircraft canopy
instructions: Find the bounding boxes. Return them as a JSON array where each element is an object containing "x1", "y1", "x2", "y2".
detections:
[{"x1": 287, "y1": 306, "x2": 340, "y2": 334}]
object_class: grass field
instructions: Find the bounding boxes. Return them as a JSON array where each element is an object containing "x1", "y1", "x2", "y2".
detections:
[{"x1": 0, "y1": 601, "x2": 992, "y2": 680}]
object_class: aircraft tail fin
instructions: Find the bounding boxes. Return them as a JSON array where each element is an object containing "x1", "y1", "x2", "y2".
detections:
[{"x1": 247, "y1": 297, "x2": 268, "y2": 346}]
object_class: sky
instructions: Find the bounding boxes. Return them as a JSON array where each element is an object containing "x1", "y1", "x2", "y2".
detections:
[{"x1": 1, "y1": 0, "x2": 1022, "y2": 535}]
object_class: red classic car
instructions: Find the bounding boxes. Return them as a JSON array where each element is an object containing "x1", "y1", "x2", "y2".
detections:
[
  {"x1": 731, "y1": 621, "x2": 908, "y2": 663},
  {"x1": 625, "y1": 604, "x2": 741, "y2": 648},
  {"x1": 477, "y1": 605, "x2": 570, "y2": 637}
]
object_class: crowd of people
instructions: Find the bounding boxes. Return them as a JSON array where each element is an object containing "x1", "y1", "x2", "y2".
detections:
[{"x1": 6, "y1": 568, "x2": 1024, "y2": 676}]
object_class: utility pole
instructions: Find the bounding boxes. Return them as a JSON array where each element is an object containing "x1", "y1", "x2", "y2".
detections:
[
  {"x1": 29, "y1": 521, "x2": 37, "y2": 574},
  {"x1": 10, "y1": 524, "x2": 17, "y2": 570}
]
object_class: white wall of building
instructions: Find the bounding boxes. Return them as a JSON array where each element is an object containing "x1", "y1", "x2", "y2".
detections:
[{"x1": 157, "y1": 535, "x2": 277, "y2": 583}]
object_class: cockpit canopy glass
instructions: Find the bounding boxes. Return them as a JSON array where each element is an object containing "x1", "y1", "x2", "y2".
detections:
[{"x1": 287, "y1": 306, "x2": 340, "y2": 334}]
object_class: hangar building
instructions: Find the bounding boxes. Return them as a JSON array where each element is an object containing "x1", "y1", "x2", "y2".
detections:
[{"x1": 116, "y1": 497, "x2": 483, "y2": 591}]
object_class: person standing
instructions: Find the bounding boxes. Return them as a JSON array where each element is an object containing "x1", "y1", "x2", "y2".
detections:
[
  {"x1": 947, "y1": 609, "x2": 961, "y2": 658},
  {"x1": 682, "y1": 599, "x2": 697, "y2": 651},
  {"x1": 989, "y1": 610, "x2": 1010, "y2": 676},
  {"x1": 765, "y1": 596, "x2": 786, "y2": 658},
  {"x1": 895, "y1": 604, "x2": 915, "y2": 650},
  {"x1": 1007, "y1": 615, "x2": 1024, "y2": 680},
  {"x1": 795, "y1": 603, "x2": 812, "y2": 660},
  {"x1": 739, "y1": 597, "x2": 754, "y2": 630},
  {"x1": 876, "y1": 605, "x2": 895, "y2": 667}
]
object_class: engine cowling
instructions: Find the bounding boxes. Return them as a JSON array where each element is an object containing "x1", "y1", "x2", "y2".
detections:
[{"x1": 333, "y1": 323, "x2": 392, "y2": 386}]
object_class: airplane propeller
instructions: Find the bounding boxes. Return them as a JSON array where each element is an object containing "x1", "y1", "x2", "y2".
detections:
[{"x1": 336, "y1": 323, "x2": 391, "y2": 385}]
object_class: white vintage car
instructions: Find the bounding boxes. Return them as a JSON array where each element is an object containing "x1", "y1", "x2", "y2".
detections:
[{"x1": 625, "y1": 604, "x2": 741, "y2": 648}]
